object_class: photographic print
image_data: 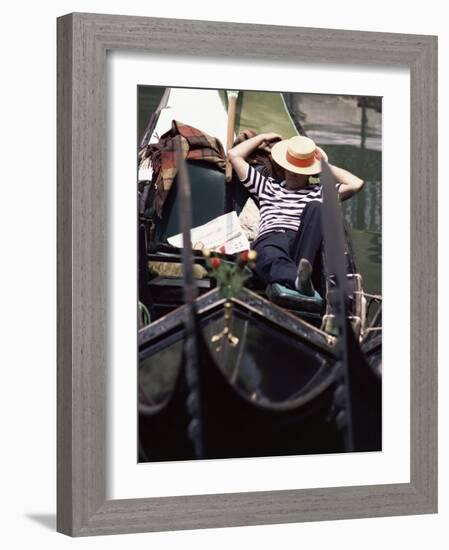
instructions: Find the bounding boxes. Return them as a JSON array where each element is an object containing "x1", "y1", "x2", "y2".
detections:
[
  {"x1": 137, "y1": 86, "x2": 382, "y2": 462},
  {"x1": 57, "y1": 14, "x2": 437, "y2": 534}
]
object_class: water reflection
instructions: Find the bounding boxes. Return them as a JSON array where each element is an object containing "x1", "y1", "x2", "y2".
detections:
[{"x1": 294, "y1": 94, "x2": 382, "y2": 296}]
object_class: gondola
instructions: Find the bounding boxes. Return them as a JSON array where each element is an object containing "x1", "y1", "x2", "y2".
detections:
[{"x1": 137, "y1": 88, "x2": 382, "y2": 462}]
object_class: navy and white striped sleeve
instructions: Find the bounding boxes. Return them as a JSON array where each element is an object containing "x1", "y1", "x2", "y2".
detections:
[{"x1": 239, "y1": 165, "x2": 268, "y2": 197}]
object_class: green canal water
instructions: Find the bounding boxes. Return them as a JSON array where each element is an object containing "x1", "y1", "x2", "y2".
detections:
[{"x1": 138, "y1": 87, "x2": 381, "y2": 296}]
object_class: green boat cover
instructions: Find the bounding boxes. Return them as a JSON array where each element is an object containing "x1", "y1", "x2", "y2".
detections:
[{"x1": 220, "y1": 91, "x2": 299, "y2": 139}]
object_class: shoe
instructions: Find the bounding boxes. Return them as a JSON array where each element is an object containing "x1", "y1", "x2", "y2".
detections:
[{"x1": 295, "y1": 258, "x2": 316, "y2": 297}]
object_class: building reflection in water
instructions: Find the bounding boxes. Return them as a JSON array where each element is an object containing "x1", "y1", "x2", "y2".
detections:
[{"x1": 287, "y1": 93, "x2": 382, "y2": 297}]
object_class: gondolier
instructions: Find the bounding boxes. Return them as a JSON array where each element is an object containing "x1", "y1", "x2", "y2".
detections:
[{"x1": 228, "y1": 133, "x2": 365, "y2": 300}]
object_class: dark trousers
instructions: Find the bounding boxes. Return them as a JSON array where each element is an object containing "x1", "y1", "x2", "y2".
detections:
[{"x1": 251, "y1": 201, "x2": 324, "y2": 292}]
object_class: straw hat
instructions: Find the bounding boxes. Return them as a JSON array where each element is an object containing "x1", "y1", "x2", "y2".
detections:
[{"x1": 271, "y1": 136, "x2": 328, "y2": 175}]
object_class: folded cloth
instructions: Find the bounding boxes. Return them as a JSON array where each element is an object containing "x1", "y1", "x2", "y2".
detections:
[
  {"x1": 139, "y1": 120, "x2": 226, "y2": 217},
  {"x1": 148, "y1": 260, "x2": 208, "y2": 279},
  {"x1": 139, "y1": 121, "x2": 285, "y2": 218}
]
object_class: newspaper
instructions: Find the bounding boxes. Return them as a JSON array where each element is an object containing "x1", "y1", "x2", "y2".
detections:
[{"x1": 167, "y1": 211, "x2": 250, "y2": 254}]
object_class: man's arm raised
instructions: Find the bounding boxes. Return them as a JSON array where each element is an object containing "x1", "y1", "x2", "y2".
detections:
[{"x1": 227, "y1": 133, "x2": 282, "y2": 181}]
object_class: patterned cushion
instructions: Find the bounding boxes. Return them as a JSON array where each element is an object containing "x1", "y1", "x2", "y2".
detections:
[{"x1": 266, "y1": 283, "x2": 324, "y2": 312}]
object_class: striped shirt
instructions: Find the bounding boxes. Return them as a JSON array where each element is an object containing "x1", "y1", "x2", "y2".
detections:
[{"x1": 240, "y1": 165, "x2": 339, "y2": 240}]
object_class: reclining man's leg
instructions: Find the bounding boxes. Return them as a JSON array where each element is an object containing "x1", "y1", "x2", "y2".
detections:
[
  {"x1": 289, "y1": 201, "x2": 325, "y2": 297},
  {"x1": 252, "y1": 232, "x2": 297, "y2": 289},
  {"x1": 289, "y1": 201, "x2": 323, "y2": 267}
]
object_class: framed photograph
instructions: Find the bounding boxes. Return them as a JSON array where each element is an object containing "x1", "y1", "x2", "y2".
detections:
[{"x1": 57, "y1": 13, "x2": 437, "y2": 536}]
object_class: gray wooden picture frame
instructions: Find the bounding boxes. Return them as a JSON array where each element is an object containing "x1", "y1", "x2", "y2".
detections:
[{"x1": 57, "y1": 12, "x2": 438, "y2": 537}]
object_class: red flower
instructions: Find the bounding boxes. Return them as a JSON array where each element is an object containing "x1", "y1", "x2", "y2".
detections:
[
  {"x1": 219, "y1": 245, "x2": 226, "y2": 254},
  {"x1": 240, "y1": 250, "x2": 249, "y2": 262},
  {"x1": 210, "y1": 257, "x2": 221, "y2": 269}
]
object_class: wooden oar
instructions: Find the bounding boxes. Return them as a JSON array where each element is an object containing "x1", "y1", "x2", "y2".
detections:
[
  {"x1": 225, "y1": 90, "x2": 239, "y2": 182},
  {"x1": 320, "y1": 160, "x2": 354, "y2": 452},
  {"x1": 320, "y1": 160, "x2": 381, "y2": 452}
]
